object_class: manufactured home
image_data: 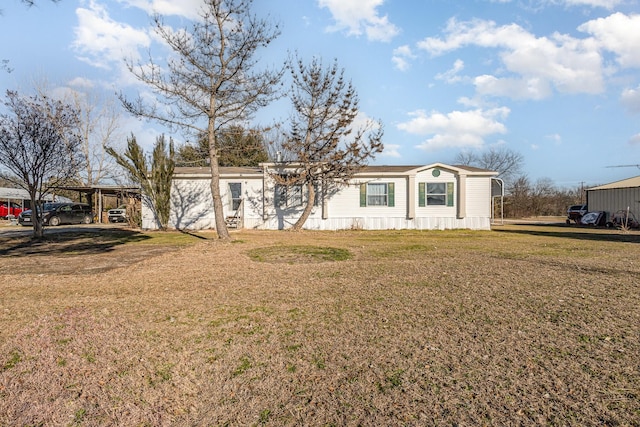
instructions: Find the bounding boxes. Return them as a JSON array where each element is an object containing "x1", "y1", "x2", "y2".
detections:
[{"x1": 142, "y1": 163, "x2": 498, "y2": 231}]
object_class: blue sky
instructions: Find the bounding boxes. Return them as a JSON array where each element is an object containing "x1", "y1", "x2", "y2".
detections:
[{"x1": 2, "y1": 0, "x2": 640, "y2": 188}]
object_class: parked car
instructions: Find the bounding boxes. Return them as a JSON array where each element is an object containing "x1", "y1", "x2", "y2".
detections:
[
  {"x1": 0, "y1": 201, "x2": 23, "y2": 219},
  {"x1": 18, "y1": 202, "x2": 94, "y2": 226},
  {"x1": 566, "y1": 204, "x2": 588, "y2": 224},
  {"x1": 579, "y1": 211, "x2": 607, "y2": 227},
  {"x1": 108, "y1": 205, "x2": 127, "y2": 223},
  {"x1": 606, "y1": 209, "x2": 640, "y2": 229}
]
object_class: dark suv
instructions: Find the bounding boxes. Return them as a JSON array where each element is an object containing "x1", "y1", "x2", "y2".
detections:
[
  {"x1": 18, "y1": 203, "x2": 94, "y2": 226},
  {"x1": 566, "y1": 204, "x2": 587, "y2": 224}
]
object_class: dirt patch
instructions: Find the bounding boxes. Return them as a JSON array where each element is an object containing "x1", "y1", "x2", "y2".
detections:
[
  {"x1": 1, "y1": 227, "x2": 639, "y2": 426},
  {"x1": 0, "y1": 228, "x2": 184, "y2": 275}
]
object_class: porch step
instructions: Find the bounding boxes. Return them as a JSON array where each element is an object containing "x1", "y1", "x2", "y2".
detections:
[{"x1": 225, "y1": 216, "x2": 240, "y2": 228}]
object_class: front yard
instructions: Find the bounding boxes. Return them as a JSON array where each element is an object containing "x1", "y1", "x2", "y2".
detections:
[{"x1": 1, "y1": 226, "x2": 639, "y2": 425}]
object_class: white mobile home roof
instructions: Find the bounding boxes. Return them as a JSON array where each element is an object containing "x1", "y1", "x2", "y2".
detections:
[{"x1": 173, "y1": 164, "x2": 496, "y2": 178}]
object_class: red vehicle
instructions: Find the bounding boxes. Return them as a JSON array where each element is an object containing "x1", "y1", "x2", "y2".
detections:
[{"x1": 0, "y1": 202, "x2": 23, "y2": 219}]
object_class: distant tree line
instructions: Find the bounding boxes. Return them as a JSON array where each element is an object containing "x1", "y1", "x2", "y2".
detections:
[
  {"x1": 455, "y1": 147, "x2": 584, "y2": 218},
  {"x1": 503, "y1": 176, "x2": 584, "y2": 218}
]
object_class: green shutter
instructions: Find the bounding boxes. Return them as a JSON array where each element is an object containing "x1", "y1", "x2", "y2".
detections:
[
  {"x1": 418, "y1": 182, "x2": 425, "y2": 207},
  {"x1": 447, "y1": 182, "x2": 454, "y2": 207},
  {"x1": 360, "y1": 183, "x2": 367, "y2": 207},
  {"x1": 388, "y1": 183, "x2": 395, "y2": 207}
]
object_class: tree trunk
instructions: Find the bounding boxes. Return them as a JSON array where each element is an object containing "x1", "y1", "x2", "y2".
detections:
[
  {"x1": 209, "y1": 153, "x2": 230, "y2": 240},
  {"x1": 28, "y1": 195, "x2": 44, "y2": 239},
  {"x1": 33, "y1": 218, "x2": 44, "y2": 239},
  {"x1": 292, "y1": 181, "x2": 315, "y2": 231}
]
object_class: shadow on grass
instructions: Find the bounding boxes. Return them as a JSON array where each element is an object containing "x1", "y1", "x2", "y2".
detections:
[
  {"x1": 0, "y1": 229, "x2": 152, "y2": 257},
  {"x1": 493, "y1": 224, "x2": 640, "y2": 244},
  {"x1": 178, "y1": 229, "x2": 211, "y2": 240}
]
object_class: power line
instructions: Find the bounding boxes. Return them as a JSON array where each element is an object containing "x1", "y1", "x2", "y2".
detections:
[{"x1": 606, "y1": 164, "x2": 640, "y2": 169}]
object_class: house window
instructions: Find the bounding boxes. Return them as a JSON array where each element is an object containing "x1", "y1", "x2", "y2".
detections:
[
  {"x1": 275, "y1": 180, "x2": 321, "y2": 208},
  {"x1": 276, "y1": 184, "x2": 303, "y2": 207},
  {"x1": 360, "y1": 183, "x2": 395, "y2": 207},
  {"x1": 427, "y1": 183, "x2": 446, "y2": 205},
  {"x1": 228, "y1": 182, "x2": 242, "y2": 211},
  {"x1": 419, "y1": 182, "x2": 454, "y2": 207}
]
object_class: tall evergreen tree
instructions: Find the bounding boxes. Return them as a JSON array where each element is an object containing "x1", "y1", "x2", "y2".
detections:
[
  {"x1": 177, "y1": 126, "x2": 269, "y2": 167},
  {"x1": 106, "y1": 134, "x2": 175, "y2": 230}
]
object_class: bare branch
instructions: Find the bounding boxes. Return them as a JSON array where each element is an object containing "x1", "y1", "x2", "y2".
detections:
[
  {"x1": 120, "y1": 0, "x2": 283, "y2": 238},
  {"x1": 0, "y1": 90, "x2": 83, "y2": 238},
  {"x1": 271, "y1": 55, "x2": 384, "y2": 230}
]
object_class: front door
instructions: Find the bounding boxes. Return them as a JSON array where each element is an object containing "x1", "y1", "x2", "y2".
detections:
[
  {"x1": 227, "y1": 183, "x2": 243, "y2": 229},
  {"x1": 229, "y1": 183, "x2": 242, "y2": 211}
]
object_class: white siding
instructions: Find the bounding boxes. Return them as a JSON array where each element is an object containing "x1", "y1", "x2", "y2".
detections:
[
  {"x1": 414, "y1": 168, "x2": 457, "y2": 218},
  {"x1": 143, "y1": 164, "x2": 496, "y2": 231},
  {"x1": 465, "y1": 176, "x2": 492, "y2": 217},
  {"x1": 169, "y1": 178, "x2": 215, "y2": 230},
  {"x1": 257, "y1": 176, "x2": 323, "y2": 230}
]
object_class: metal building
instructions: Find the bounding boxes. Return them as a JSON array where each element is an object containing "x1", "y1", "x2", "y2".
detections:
[{"x1": 587, "y1": 176, "x2": 640, "y2": 219}]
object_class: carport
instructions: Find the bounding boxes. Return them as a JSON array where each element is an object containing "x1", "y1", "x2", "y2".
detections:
[
  {"x1": 54, "y1": 185, "x2": 140, "y2": 223},
  {"x1": 1, "y1": 186, "x2": 72, "y2": 213}
]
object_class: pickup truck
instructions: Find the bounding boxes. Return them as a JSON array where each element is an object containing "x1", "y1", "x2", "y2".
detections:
[{"x1": 108, "y1": 206, "x2": 127, "y2": 223}]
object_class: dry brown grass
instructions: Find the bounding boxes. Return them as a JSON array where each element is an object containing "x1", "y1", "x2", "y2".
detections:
[{"x1": 1, "y1": 225, "x2": 639, "y2": 426}]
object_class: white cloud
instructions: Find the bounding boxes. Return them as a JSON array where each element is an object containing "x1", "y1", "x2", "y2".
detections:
[
  {"x1": 317, "y1": 0, "x2": 399, "y2": 42},
  {"x1": 391, "y1": 45, "x2": 415, "y2": 71},
  {"x1": 457, "y1": 96, "x2": 483, "y2": 108},
  {"x1": 418, "y1": 18, "x2": 607, "y2": 99},
  {"x1": 563, "y1": 0, "x2": 623, "y2": 9},
  {"x1": 116, "y1": 0, "x2": 204, "y2": 20},
  {"x1": 435, "y1": 59, "x2": 465, "y2": 83},
  {"x1": 474, "y1": 75, "x2": 553, "y2": 99},
  {"x1": 381, "y1": 143, "x2": 401, "y2": 158},
  {"x1": 73, "y1": 0, "x2": 151, "y2": 70},
  {"x1": 621, "y1": 85, "x2": 640, "y2": 113},
  {"x1": 578, "y1": 13, "x2": 640, "y2": 68},
  {"x1": 67, "y1": 77, "x2": 96, "y2": 89},
  {"x1": 417, "y1": 18, "x2": 528, "y2": 56},
  {"x1": 397, "y1": 107, "x2": 510, "y2": 151},
  {"x1": 629, "y1": 133, "x2": 640, "y2": 145},
  {"x1": 546, "y1": 133, "x2": 563, "y2": 144}
]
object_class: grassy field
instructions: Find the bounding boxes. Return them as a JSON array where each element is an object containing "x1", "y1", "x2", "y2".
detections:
[{"x1": 1, "y1": 225, "x2": 639, "y2": 426}]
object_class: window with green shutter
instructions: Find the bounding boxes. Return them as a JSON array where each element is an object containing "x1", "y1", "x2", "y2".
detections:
[
  {"x1": 360, "y1": 183, "x2": 395, "y2": 207},
  {"x1": 447, "y1": 182, "x2": 454, "y2": 207},
  {"x1": 421, "y1": 182, "x2": 455, "y2": 207}
]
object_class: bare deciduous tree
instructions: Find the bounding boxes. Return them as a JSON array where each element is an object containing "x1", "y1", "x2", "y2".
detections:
[
  {"x1": 120, "y1": 0, "x2": 283, "y2": 239},
  {"x1": 34, "y1": 81, "x2": 123, "y2": 186},
  {"x1": 262, "y1": 125, "x2": 295, "y2": 162},
  {"x1": 67, "y1": 89, "x2": 122, "y2": 186},
  {"x1": 20, "y1": 0, "x2": 60, "y2": 5},
  {"x1": 273, "y1": 56, "x2": 384, "y2": 230},
  {"x1": 503, "y1": 175, "x2": 581, "y2": 218},
  {"x1": 455, "y1": 147, "x2": 524, "y2": 184},
  {"x1": 0, "y1": 90, "x2": 83, "y2": 238}
]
